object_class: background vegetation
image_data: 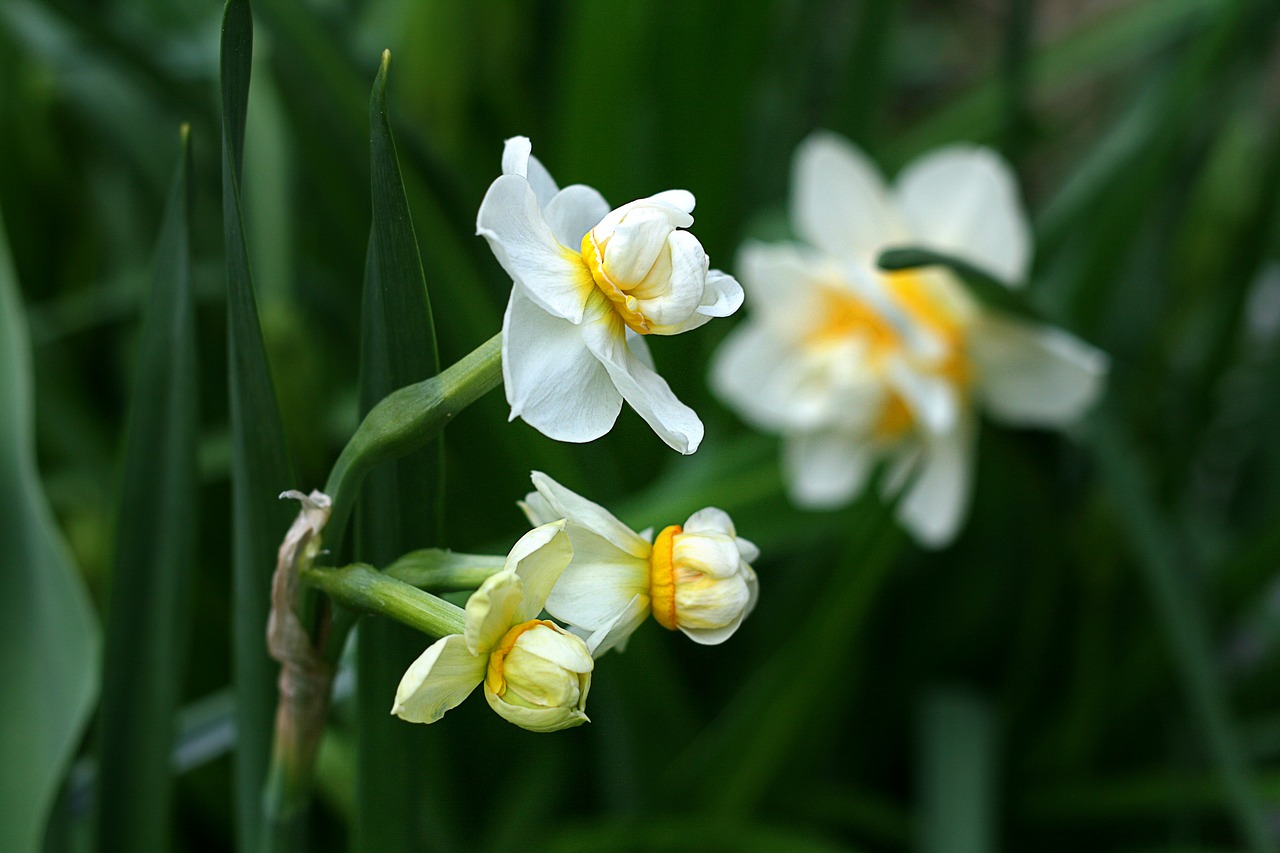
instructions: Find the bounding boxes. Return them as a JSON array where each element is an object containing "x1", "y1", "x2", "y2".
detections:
[{"x1": 3, "y1": 0, "x2": 1280, "y2": 850}]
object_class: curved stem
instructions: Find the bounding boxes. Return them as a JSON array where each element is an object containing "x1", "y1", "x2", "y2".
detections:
[
  {"x1": 301, "y1": 564, "x2": 466, "y2": 638},
  {"x1": 323, "y1": 333, "x2": 502, "y2": 555}
]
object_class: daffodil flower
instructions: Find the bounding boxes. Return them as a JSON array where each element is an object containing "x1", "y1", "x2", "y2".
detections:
[
  {"x1": 711, "y1": 132, "x2": 1107, "y2": 547},
  {"x1": 393, "y1": 520, "x2": 613, "y2": 732},
  {"x1": 519, "y1": 472, "x2": 759, "y2": 649},
  {"x1": 477, "y1": 137, "x2": 743, "y2": 454}
]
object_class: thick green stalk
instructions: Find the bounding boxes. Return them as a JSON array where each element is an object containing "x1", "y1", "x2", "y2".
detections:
[
  {"x1": 323, "y1": 332, "x2": 502, "y2": 553},
  {"x1": 260, "y1": 334, "x2": 501, "y2": 850},
  {"x1": 384, "y1": 549, "x2": 507, "y2": 591},
  {"x1": 300, "y1": 565, "x2": 466, "y2": 638}
]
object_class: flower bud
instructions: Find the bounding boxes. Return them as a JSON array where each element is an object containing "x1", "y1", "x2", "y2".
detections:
[
  {"x1": 648, "y1": 508, "x2": 759, "y2": 644},
  {"x1": 483, "y1": 619, "x2": 593, "y2": 732},
  {"x1": 582, "y1": 198, "x2": 710, "y2": 335}
]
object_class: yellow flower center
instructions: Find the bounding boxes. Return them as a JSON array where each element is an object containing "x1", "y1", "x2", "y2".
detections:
[
  {"x1": 648, "y1": 525, "x2": 682, "y2": 631},
  {"x1": 808, "y1": 270, "x2": 972, "y2": 439},
  {"x1": 581, "y1": 230, "x2": 652, "y2": 335},
  {"x1": 485, "y1": 619, "x2": 557, "y2": 698}
]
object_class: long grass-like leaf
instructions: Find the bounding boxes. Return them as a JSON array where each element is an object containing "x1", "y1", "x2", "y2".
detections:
[
  {"x1": 353, "y1": 50, "x2": 444, "y2": 853},
  {"x1": 1093, "y1": 415, "x2": 1276, "y2": 853},
  {"x1": 221, "y1": 0, "x2": 298, "y2": 847},
  {"x1": 94, "y1": 125, "x2": 197, "y2": 853},
  {"x1": 0, "y1": 202, "x2": 101, "y2": 853},
  {"x1": 915, "y1": 688, "x2": 999, "y2": 853},
  {"x1": 672, "y1": 497, "x2": 905, "y2": 812}
]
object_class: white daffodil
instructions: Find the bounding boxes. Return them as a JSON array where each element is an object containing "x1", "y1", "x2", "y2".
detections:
[
  {"x1": 711, "y1": 132, "x2": 1107, "y2": 547},
  {"x1": 393, "y1": 521, "x2": 604, "y2": 733},
  {"x1": 519, "y1": 471, "x2": 759, "y2": 649},
  {"x1": 477, "y1": 136, "x2": 743, "y2": 454}
]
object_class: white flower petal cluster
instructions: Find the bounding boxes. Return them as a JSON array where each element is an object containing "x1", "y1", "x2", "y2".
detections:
[
  {"x1": 392, "y1": 521, "x2": 597, "y2": 733},
  {"x1": 712, "y1": 132, "x2": 1107, "y2": 547},
  {"x1": 520, "y1": 471, "x2": 758, "y2": 650},
  {"x1": 478, "y1": 137, "x2": 743, "y2": 454}
]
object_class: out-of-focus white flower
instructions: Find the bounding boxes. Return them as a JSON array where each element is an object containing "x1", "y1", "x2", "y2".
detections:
[
  {"x1": 477, "y1": 136, "x2": 743, "y2": 454},
  {"x1": 392, "y1": 521, "x2": 598, "y2": 733},
  {"x1": 711, "y1": 132, "x2": 1107, "y2": 547},
  {"x1": 520, "y1": 472, "x2": 759, "y2": 649}
]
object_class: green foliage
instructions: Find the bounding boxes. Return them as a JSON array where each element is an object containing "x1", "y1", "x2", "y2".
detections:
[
  {"x1": 0, "y1": 202, "x2": 101, "y2": 853},
  {"x1": 2, "y1": 0, "x2": 1280, "y2": 851}
]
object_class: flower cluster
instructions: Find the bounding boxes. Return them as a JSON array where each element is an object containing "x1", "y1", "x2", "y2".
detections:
[
  {"x1": 711, "y1": 132, "x2": 1107, "y2": 546},
  {"x1": 393, "y1": 475, "x2": 758, "y2": 732}
]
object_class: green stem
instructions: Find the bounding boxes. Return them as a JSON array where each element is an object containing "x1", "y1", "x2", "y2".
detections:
[
  {"x1": 261, "y1": 333, "x2": 501, "y2": 851},
  {"x1": 323, "y1": 332, "x2": 502, "y2": 554},
  {"x1": 384, "y1": 549, "x2": 507, "y2": 591},
  {"x1": 301, "y1": 564, "x2": 466, "y2": 638}
]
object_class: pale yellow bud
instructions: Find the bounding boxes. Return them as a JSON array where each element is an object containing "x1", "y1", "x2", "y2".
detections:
[{"x1": 483, "y1": 620, "x2": 593, "y2": 732}]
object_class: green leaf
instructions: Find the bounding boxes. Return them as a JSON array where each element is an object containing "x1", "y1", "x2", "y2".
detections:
[
  {"x1": 1093, "y1": 414, "x2": 1277, "y2": 853},
  {"x1": 94, "y1": 125, "x2": 199, "y2": 853},
  {"x1": 671, "y1": 497, "x2": 905, "y2": 812},
  {"x1": 0, "y1": 196, "x2": 100, "y2": 853},
  {"x1": 876, "y1": 246, "x2": 1043, "y2": 322},
  {"x1": 352, "y1": 50, "x2": 445, "y2": 853},
  {"x1": 915, "y1": 687, "x2": 999, "y2": 853},
  {"x1": 221, "y1": 0, "x2": 298, "y2": 848}
]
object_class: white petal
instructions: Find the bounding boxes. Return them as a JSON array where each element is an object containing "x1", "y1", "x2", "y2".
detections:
[
  {"x1": 682, "y1": 507, "x2": 735, "y2": 536},
  {"x1": 483, "y1": 683, "x2": 590, "y2": 732},
  {"x1": 783, "y1": 429, "x2": 878, "y2": 509},
  {"x1": 391, "y1": 634, "x2": 485, "y2": 724},
  {"x1": 648, "y1": 189, "x2": 695, "y2": 214},
  {"x1": 696, "y1": 270, "x2": 744, "y2": 319},
  {"x1": 895, "y1": 414, "x2": 976, "y2": 548},
  {"x1": 970, "y1": 315, "x2": 1108, "y2": 426},
  {"x1": 477, "y1": 174, "x2": 592, "y2": 322},
  {"x1": 709, "y1": 321, "x2": 809, "y2": 432},
  {"x1": 627, "y1": 326, "x2": 656, "y2": 371},
  {"x1": 502, "y1": 287, "x2": 622, "y2": 442},
  {"x1": 518, "y1": 491, "x2": 558, "y2": 526},
  {"x1": 465, "y1": 571, "x2": 524, "y2": 655},
  {"x1": 500, "y1": 136, "x2": 531, "y2": 177},
  {"x1": 581, "y1": 308, "x2": 704, "y2": 454},
  {"x1": 544, "y1": 184, "x2": 611, "y2": 247},
  {"x1": 673, "y1": 531, "x2": 741, "y2": 579},
  {"x1": 640, "y1": 230, "x2": 710, "y2": 332},
  {"x1": 736, "y1": 535, "x2": 761, "y2": 565},
  {"x1": 734, "y1": 241, "x2": 830, "y2": 332},
  {"x1": 791, "y1": 132, "x2": 907, "y2": 262},
  {"x1": 530, "y1": 471, "x2": 650, "y2": 557},
  {"x1": 885, "y1": 357, "x2": 959, "y2": 434},
  {"x1": 500, "y1": 136, "x2": 559, "y2": 208},
  {"x1": 507, "y1": 520, "x2": 573, "y2": 620},
  {"x1": 512, "y1": 623, "x2": 595, "y2": 673},
  {"x1": 680, "y1": 565, "x2": 757, "y2": 646},
  {"x1": 544, "y1": 536, "x2": 650, "y2": 633},
  {"x1": 895, "y1": 145, "x2": 1031, "y2": 286},
  {"x1": 586, "y1": 594, "x2": 650, "y2": 657},
  {"x1": 602, "y1": 207, "x2": 680, "y2": 286}
]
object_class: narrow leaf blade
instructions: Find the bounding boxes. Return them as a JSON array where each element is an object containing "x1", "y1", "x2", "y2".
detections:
[
  {"x1": 221, "y1": 0, "x2": 297, "y2": 846},
  {"x1": 353, "y1": 50, "x2": 446, "y2": 853},
  {"x1": 95, "y1": 126, "x2": 199, "y2": 853}
]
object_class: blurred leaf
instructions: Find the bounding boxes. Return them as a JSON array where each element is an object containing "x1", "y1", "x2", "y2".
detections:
[
  {"x1": 0, "y1": 202, "x2": 100, "y2": 853},
  {"x1": 220, "y1": 0, "x2": 297, "y2": 847},
  {"x1": 95, "y1": 125, "x2": 198, "y2": 853},
  {"x1": 877, "y1": 246, "x2": 1043, "y2": 321},
  {"x1": 551, "y1": 815, "x2": 856, "y2": 853},
  {"x1": 915, "y1": 687, "x2": 998, "y2": 853},
  {"x1": 1093, "y1": 414, "x2": 1276, "y2": 853},
  {"x1": 352, "y1": 50, "x2": 446, "y2": 853},
  {"x1": 672, "y1": 497, "x2": 904, "y2": 812}
]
